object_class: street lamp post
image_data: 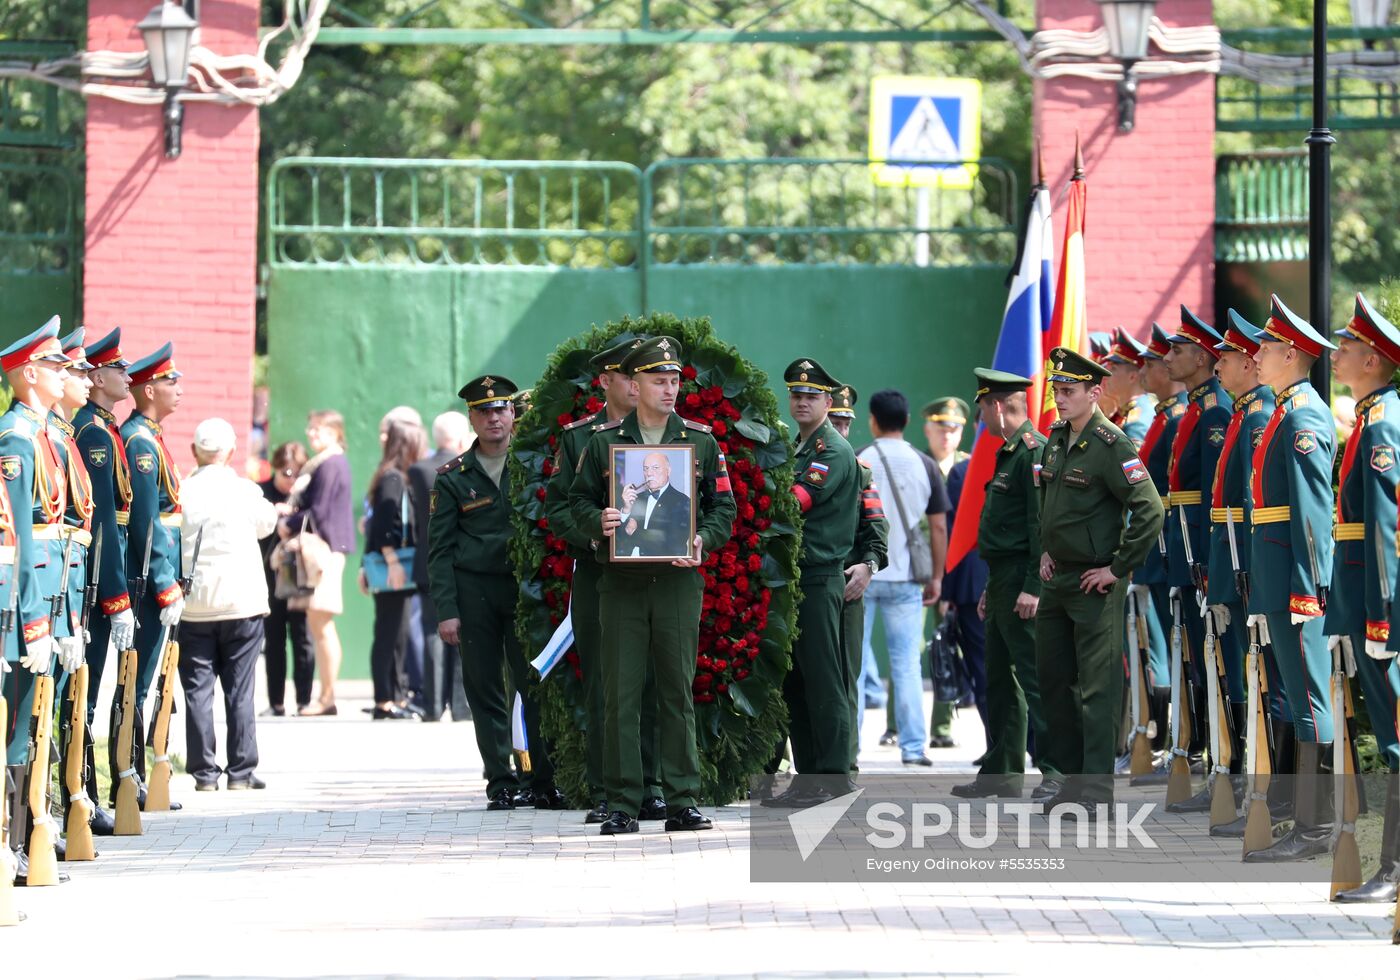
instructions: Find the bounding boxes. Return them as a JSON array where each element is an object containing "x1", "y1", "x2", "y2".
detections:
[
  {"x1": 1094, "y1": 0, "x2": 1157, "y2": 133},
  {"x1": 138, "y1": 1, "x2": 198, "y2": 160},
  {"x1": 1308, "y1": 0, "x2": 1335, "y2": 399}
]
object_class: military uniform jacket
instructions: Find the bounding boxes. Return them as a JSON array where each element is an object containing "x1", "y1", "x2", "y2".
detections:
[
  {"x1": 1323, "y1": 385, "x2": 1400, "y2": 642},
  {"x1": 568, "y1": 410, "x2": 736, "y2": 573},
  {"x1": 74, "y1": 402, "x2": 132, "y2": 615},
  {"x1": 844, "y1": 459, "x2": 889, "y2": 573},
  {"x1": 1038, "y1": 408, "x2": 1164, "y2": 578},
  {"x1": 427, "y1": 446, "x2": 516, "y2": 622},
  {"x1": 1135, "y1": 391, "x2": 1188, "y2": 586},
  {"x1": 790, "y1": 418, "x2": 859, "y2": 575},
  {"x1": 1248, "y1": 380, "x2": 1334, "y2": 617},
  {"x1": 545, "y1": 410, "x2": 607, "y2": 560},
  {"x1": 0, "y1": 401, "x2": 68, "y2": 648},
  {"x1": 1117, "y1": 393, "x2": 1154, "y2": 449},
  {"x1": 1166, "y1": 377, "x2": 1234, "y2": 588},
  {"x1": 49, "y1": 411, "x2": 93, "y2": 637},
  {"x1": 978, "y1": 419, "x2": 1046, "y2": 596},
  {"x1": 1205, "y1": 384, "x2": 1275, "y2": 605},
  {"x1": 121, "y1": 411, "x2": 183, "y2": 608},
  {"x1": 0, "y1": 469, "x2": 15, "y2": 647}
]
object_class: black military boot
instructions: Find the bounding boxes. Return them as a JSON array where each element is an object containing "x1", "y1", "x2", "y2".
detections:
[
  {"x1": 84, "y1": 731, "x2": 114, "y2": 836},
  {"x1": 1267, "y1": 719, "x2": 1296, "y2": 822},
  {"x1": 6, "y1": 765, "x2": 25, "y2": 881},
  {"x1": 1244, "y1": 740, "x2": 1335, "y2": 862},
  {"x1": 1333, "y1": 782, "x2": 1400, "y2": 903}
]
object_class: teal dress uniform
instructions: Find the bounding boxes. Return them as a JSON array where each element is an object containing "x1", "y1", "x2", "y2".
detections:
[
  {"x1": 121, "y1": 410, "x2": 183, "y2": 698},
  {"x1": 47, "y1": 411, "x2": 88, "y2": 647}
]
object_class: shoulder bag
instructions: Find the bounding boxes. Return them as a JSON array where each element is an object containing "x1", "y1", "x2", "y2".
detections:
[
  {"x1": 871, "y1": 440, "x2": 934, "y2": 584},
  {"x1": 361, "y1": 486, "x2": 416, "y2": 594}
]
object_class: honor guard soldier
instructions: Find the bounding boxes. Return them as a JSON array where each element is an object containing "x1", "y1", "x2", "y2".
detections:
[
  {"x1": 826, "y1": 383, "x2": 890, "y2": 769},
  {"x1": 1325, "y1": 294, "x2": 1400, "y2": 901},
  {"x1": 1036, "y1": 348, "x2": 1164, "y2": 809},
  {"x1": 0, "y1": 447, "x2": 19, "y2": 894},
  {"x1": 568, "y1": 337, "x2": 737, "y2": 834},
  {"x1": 428, "y1": 375, "x2": 563, "y2": 812},
  {"x1": 1, "y1": 316, "x2": 75, "y2": 885},
  {"x1": 120, "y1": 344, "x2": 185, "y2": 812},
  {"x1": 952, "y1": 369, "x2": 1052, "y2": 800},
  {"x1": 1104, "y1": 329, "x2": 1154, "y2": 447},
  {"x1": 1208, "y1": 312, "x2": 1286, "y2": 839},
  {"x1": 1163, "y1": 307, "x2": 1237, "y2": 813},
  {"x1": 1132, "y1": 324, "x2": 1189, "y2": 781},
  {"x1": 72, "y1": 329, "x2": 135, "y2": 813},
  {"x1": 1243, "y1": 294, "x2": 1338, "y2": 863},
  {"x1": 776, "y1": 357, "x2": 860, "y2": 788},
  {"x1": 544, "y1": 337, "x2": 668, "y2": 822}
]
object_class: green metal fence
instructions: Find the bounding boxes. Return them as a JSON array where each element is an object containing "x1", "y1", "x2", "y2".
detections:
[
  {"x1": 0, "y1": 160, "x2": 80, "y2": 338},
  {"x1": 0, "y1": 41, "x2": 77, "y2": 149},
  {"x1": 1215, "y1": 150, "x2": 1308, "y2": 263}
]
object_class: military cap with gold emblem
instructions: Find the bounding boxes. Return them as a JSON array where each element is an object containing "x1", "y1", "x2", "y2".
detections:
[
  {"x1": 829, "y1": 382, "x2": 858, "y2": 419},
  {"x1": 1089, "y1": 332, "x2": 1113, "y2": 364},
  {"x1": 621, "y1": 335, "x2": 683, "y2": 375},
  {"x1": 1216, "y1": 309, "x2": 1264, "y2": 357},
  {"x1": 1140, "y1": 322, "x2": 1173, "y2": 361},
  {"x1": 923, "y1": 396, "x2": 970, "y2": 427},
  {"x1": 1, "y1": 315, "x2": 70, "y2": 373},
  {"x1": 85, "y1": 326, "x2": 130, "y2": 369},
  {"x1": 59, "y1": 326, "x2": 95, "y2": 370},
  {"x1": 589, "y1": 335, "x2": 649, "y2": 374},
  {"x1": 1335, "y1": 291, "x2": 1400, "y2": 364},
  {"x1": 1167, "y1": 303, "x2": 1224, "y2": 360},
  {"x1": 1105, "y1": 327, "x2": 1147, "y2": 367},
  {"x1": 458, "y1": 373, "x2": 518, "y2": 409},
  {"x1": 973, "y1": 368, "x2": 1033, "y2": 401},
  {"x1": 783, "y1": 357, "x2": 838, "y2": 394},
  {"x1": 1261, "y1": 292, "x2": 1336, "y2": 357},
  {"x1": 126, "y1": 341, "x2": 181, "y2": 385},
  {"x1": 1047, "y1": 346, "x2": 1110, "y2": 385}
]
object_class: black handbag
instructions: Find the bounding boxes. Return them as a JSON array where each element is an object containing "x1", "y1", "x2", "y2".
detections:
[{"x1": 929, "y1": 608, "x2": 964, "y2": 704}]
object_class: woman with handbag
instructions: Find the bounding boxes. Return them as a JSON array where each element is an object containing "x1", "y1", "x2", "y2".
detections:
[
  {"x1": 361, "y1": 419, "x2": 427, "y2": 719},
  {"x1": 260, "y1": 442, "x2": 313, "y2": 716},
  {"x1": 279, "y1": 410, "x2": 355, "y2": 716}
]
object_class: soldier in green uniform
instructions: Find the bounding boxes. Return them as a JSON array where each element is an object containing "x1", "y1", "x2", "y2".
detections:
[
  {"x1": 1242, "y1": 295, "x2": 1338, "y2": 863},
  {"x1": 953, "y1": 369, "x2": 1053, "y2": 800},
  {"x1": 779, "y1": 358, "x2": 860, "y2": 785},
  {"x1": 428, "y1": 374, "x2": 564, "y2": 812},
  {"x1": 1036, "y1": 348, "x2": 1165, "y2": 808},
  {"x1": 544, "y1": 337, "x2": 667, "y2": 823},
  {"x1": 826, "y1": 383, "x2": 890, "y2": 770},
  {"x1": 921, "y1": 397, "x2": 970, "y2": 748},
  {"x1": 1325, "y1": 294, "x2": 1400, "y2": 900},
  {"x1": 569, "y1": 337, "x2": 736, "y2": 835}
]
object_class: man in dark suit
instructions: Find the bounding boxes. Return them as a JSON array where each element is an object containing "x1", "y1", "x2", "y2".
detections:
[
  {"x1": 620, "y1": 452, "x2": 692, "y2": 558},
  {"x1": 410, "y1": 411, "x2": 472, "y2": 721}
]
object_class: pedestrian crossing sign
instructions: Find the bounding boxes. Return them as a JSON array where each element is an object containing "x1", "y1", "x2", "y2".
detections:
[{"x1": 868, "y1": 77, "x2": 982, "y2": 189}]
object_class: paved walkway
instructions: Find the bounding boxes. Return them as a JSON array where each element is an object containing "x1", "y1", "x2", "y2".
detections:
[{"x1": 9, "y1": 678, "x2": 1398, "y2": 978}]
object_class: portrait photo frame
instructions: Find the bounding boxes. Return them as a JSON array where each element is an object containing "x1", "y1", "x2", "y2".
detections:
[{"x1": 608, "y1": 443, "x2": 698, "y2": 563}]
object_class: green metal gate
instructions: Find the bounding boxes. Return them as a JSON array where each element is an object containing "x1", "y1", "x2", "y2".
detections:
[{"x1": 0, "y1": 160, "x2": 81, "y2": 342}]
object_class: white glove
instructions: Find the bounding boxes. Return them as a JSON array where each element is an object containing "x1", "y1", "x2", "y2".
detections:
[
  {"x1": 1129, "y1": 583, "x2": 1150, "y2": 603},
  {"x1": 1208, "y1": 604, "x2": 1231, "y2": 630},
  {"x1": 1246, "y1": 614, "x2": 1266, "y2": 628},
  {"x1": 110, "y1": 607, "x2": 135, "y2": 651},
  {"x1": 20, "y1": 635, "x2": 53, "y2": 673},
  {"x1": 1365, "y1": 638, "x2": 1394, "y2": 660},
  {"x1": 57, "y1": 635, "x2": 83, "y2": 673},
  {"x1": 1327, "y1": 634, "x2": 1342, "y2": 653},
  {"x1": 158, "y1": 595, "x2": 184, "y2": 626},
  {"x1": 1292, "y1": 612, "x2": 1319, "y2": 626}
]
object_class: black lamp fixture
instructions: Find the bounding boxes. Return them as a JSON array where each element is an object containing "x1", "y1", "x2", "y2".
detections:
[
  {"x1": 1094, "y1": 0, "x2": 1157, "y2": 133},
  {"x1": 138, "y1": 1, "x2": 198, "y2": 159}
]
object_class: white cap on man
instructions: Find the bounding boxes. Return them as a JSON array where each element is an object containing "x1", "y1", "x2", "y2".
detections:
[{"x1": 193, "y1": 417, "x2": 237, "y2": 455}]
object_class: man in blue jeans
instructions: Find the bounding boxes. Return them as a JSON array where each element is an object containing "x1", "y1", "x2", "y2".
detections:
[{"x1": 859, "y1": 389, "x2": 948, "y2": 766}]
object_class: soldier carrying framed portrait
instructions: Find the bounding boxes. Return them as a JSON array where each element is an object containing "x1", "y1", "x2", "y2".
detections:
[{"x1": 609, "y1": 443, "x2": 697, "y2": 562}]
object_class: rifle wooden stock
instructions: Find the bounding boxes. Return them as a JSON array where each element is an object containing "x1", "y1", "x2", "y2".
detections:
[
  {"x1": 1242, "y1": 640, "x2": 1274, "y2": 856},
  {"x1": 113, "y1": 649, "x2": 142, "y2": 836},
  {"x1": 1209, "y1": 624, "x2": 1236, "y2": 829},
  {"x1": 0, "y1": 695, "x2": 17, "y2": 926},
  {"x1": 1166, "y1": 602, "x2": 1193, "y2": 805},
  {"x1": 145, "y1": 640, "x2": 179, "y2": 812},
  {"x1": 1329, "y1": 671, "x2": 1362, "y2": 900},
  {"x1": 62, "y1": 664, "x2": 95, "y2": 861},
  {"x1": 1128, "y1": 596, "x2": 1154, "y2": 776},
  {"x1": 24, "y1": 674, "x2": 58, "y2": 886},
  {"x1": 1394, "y1": 700, "x2": 1400, "y2": 944}
]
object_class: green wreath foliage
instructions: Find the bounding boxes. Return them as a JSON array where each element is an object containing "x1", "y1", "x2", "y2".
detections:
[{"x1": 508, "y1": 312, "x2": 801, "y2": 805}]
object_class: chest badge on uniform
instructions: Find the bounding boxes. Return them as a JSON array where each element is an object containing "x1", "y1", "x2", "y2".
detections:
[
  {"x1": 469, "y1": 487, "x2": 478, "y2": 499},
  {"x1": 1121, "y1": 456, "x2": 1149, "y2": 484},
  {"x1": 1293, "y1": 430, "x2": 1317, "y2": 455},
  {"x1": 0, "y1": 457, "x2": 18, "y2": 481},
  {"x1": 135, "y1": 453, "x2": 155, "y2": 474},
  {"x1": 87, "y1": 447, "x2": 108, "y2": 468},
  {"x1": 1372, "y1": 446, "x2": 1395, "y2": 472}
]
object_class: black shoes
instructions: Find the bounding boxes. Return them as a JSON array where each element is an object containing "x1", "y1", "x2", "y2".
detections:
[
  {"x1": 532, "y1": 787, "x2": 569, "y2": 810},
  {"x1": 372, "y1": 704, "x2": 416, "y2": 720},
  {"x1": 951, "y1": 778, "x2": 1021, "y2": 799},
  {"x1": 1165, "y1": 782, "x2": 1213, "y2": 814},
  {"x1": 89, "y1": 805, "x2": 116, "y2": 836},
  {"x1": 928, "y1": 735, "x2": 957, "y2": 749},
  {"x1": 486, "y1": 789, "x2": 516, "y2": 811},
  {"x1": 227, "y1": 776, "x2": 267, "y2": 791},
  {"x1": 1031, "y1": 779, "x2": 1063, "y2": 802},
  {"x1": 878, "y1": 730, "x2": 898, "y2": 747},
  {"x1": 664, "y1": 807, "x2": 712, "y2": 832},
  {"x1": 638, "y1": 796, "x2": 668, "y2": 820},
  {"x1": 1335, "y1": 790, "x2": 1400, "y2": 903},
  {"x1": 194, "y1": 780, "x2": 219, "y2": 792},
  {"x1": 585, "y1": 800, "x2": 609, "y2": 824},
  {"x1": 511, "y1": 788, "x2": 537, "y2": 808},
  {"x1": 599, "y1": 811, "x2": 639, "y2": 835},
  {"x1": 902, "y1": 755, "x2": 933, "y2": 767},
  {"x1": 760, "y1": 784, "x2": 837, "y2": 809}
]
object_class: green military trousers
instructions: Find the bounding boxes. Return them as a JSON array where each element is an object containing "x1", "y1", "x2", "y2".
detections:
[
  {"x1": 597, "y1": 567, "x2": 702, "y2": 818},
  {"x1": 573, "y1": 558, "x2": 662, "y2": 805},
  {"x1": 785, "y1": 570, "x2": 852, "y2": 774},
  {"x1": 842, "y1": 594, "x2": 864, "y2": 772},
  {"x1": 980, "y1": 560, "x2": 1054, "y2": 787},
  {"x1": 456, "y1": 571, "x2": 553, "y2": 797},
  {"x1": 1034, "y1": 566, "x2": 1126, "y2": 804}
]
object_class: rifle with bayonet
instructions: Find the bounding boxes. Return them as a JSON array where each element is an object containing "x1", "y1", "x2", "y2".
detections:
[
  {"x1": 1166, "y1": 508, "x2": 1201, "y2": 804},
  {"x1": 61, "y1": 525, "x2": 101, "y2": 861},
  {"x1": 23, "y1": 534, "x2": 74, "y2": 885},
  {"x1": 1, "y1": 534, "x2": 20, "y2": 924},
  {"x1": 1180, "y1": 506, "x2": 1236, "y2": 826},
  {"x1": 146, "y1": 524, "x2": 200, "y2": 812},
  {"x1": 1228, "y1": 506, "x2": 1276, "y2": 854},
  {"x1": 1125, "y1": 585, "x2": 1154, "y2": 776},
  {"x1": 112, "y1": 519, "x2": 155, "y2": 836}
]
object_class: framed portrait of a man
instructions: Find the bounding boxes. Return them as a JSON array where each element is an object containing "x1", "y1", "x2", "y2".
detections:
[{"x1": 608, "y1": 444, "x2": 697, "y2": 562}]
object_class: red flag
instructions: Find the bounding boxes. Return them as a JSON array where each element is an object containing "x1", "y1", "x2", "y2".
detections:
[{"x1": 1038, "y1": 166, "x2": 1088, "y2": 432}]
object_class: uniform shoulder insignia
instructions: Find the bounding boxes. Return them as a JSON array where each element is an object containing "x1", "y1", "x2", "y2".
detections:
[
  {"x1": 857, "y1": 457, "x2": 872, "y2": 469},
  {"x1": 1290, "y1": 393, "x2": 1309, "y2": 409},
  {"x1": 1170, "y1": 402, "x2": 1187, "y2": 418},
  {"x1": 563, "y1": 413, "x2": 599, "y2": 431},
  {"x1": 1203, "y1": 393, "x2": 1217, "y2": 410},
  {"x1": 1021, "y1": 431, "x2": 1040, "y2": 449},
  {"x1": 1369, "y1": 403, "x2": 1385, "y2": 424},
  {"x1": 436, "y1": 451, "x2": 470, "y2": 475},
  {"x1": 595, "y1": 419, "x2": 623, "y2": 432},
  {"x1": 1093, "y1": 425, "x2": 1119, "y2": 445},
  {"x1": 1050, "y1": 419, "x2": 1068, "y2": 430},
  {"x1": 682, "y1": 418, "x2": 712, "y2": 434}
]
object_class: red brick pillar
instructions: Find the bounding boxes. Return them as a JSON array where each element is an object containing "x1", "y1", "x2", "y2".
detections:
[
  {"x1": 1034, "y1": 0, "x2": 1215, "y2": 338},
  {"x1": 84, "y1": 0, "x2": 260, "y2": 470}
]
